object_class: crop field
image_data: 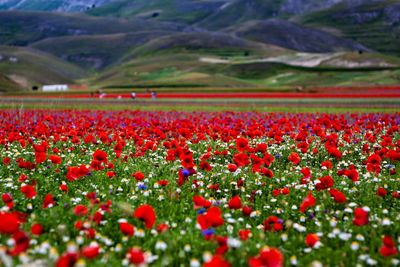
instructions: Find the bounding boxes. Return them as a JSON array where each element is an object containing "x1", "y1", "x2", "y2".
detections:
[{"x1": 0, "y1": 109, "x2": 399, "y2": 267}]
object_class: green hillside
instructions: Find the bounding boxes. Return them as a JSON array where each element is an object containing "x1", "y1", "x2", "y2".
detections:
[
  {"x1": 299, "y1": 0, "x2": 400, "y2": 56},
  {"x1": 0, "y1": 46, "x2": 86, "y2": 91}
]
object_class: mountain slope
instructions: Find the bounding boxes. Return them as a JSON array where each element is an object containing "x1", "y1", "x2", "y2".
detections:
[
  {"x1": 30, "y1": 31, "x2": 174, "y2": 70},
  {"x1": 225, "y1": 19, "x2": 369, "y2": 53},
  {"x1": 0, "y1": 0, "x2": 112, "y2": 12},
  {"x1": 87, "y1": 0, "x2": 229, "y2": 24},
  {"x1": 299, "y1": 0, "x2": 400, "y2": 56},
  {"x1": 0, "y1": 46, "x2": 86, "y2": 90},
  {"x1": 0, "y1": 11, "x2": 186, "y2": 46}
]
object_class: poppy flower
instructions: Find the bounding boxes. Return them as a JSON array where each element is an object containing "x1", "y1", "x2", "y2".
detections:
[
  {"x1": 315, "y1": 176, "x2": 334, "y2": 191},
  {"x1": 264, "y1": 216, "x2": 283, "y2": 232},
  {"x1": 227, "y1": 164, "x2": 237, "y2": 172},
  {"x1": 42, "y1": 193, "x2": 55, "y2": 208},
  {"x1": 288, "y1": 152, "x2": 300, "y2": 165},
  {"x1": 204, "y1": 255, "x2": 231, "y2": 267},
  {"x1": 193, "y1": 196, "x2": 212, "y2": 209},
  {"x1": 329, "y1": 189, "x2": 347, "y2": 203},
  {"x1": 127, "y1": 248, "x2": 145, "y2": 265},
  {"x1": 299, "y1": 193, "x2": 316, "y2": 213},
  {"x1": 56, "y1": 252, "x2": 78, "y2": 267},
  {"x1": 73, "y1": 205, "x2": 88, "y2": 216},
  {"x1": 228, "y1": 196, "x2": 242, "y2": 210},
  {"x1": 31, "y1": 223, "x2": 43, "y2": 235},
  {"x1": 305, "y1": 233, "x2": 319, "y2": 247},
  {"x1": 2, "y1": 193, "x2": 13, "y2": 208},
  {"x1": 132, "y1": 172, "x2": 145, "y2": 181},
  {"x1": 238, "y1": 229, "x2": 251, "y2": 241},
  {"x1": 134, "y1": 205, "x2": 156, "y2": 229},
  {"x1": 376, "y1": 187, "x2": 388, "y2": 197},
  {"x1": 20, "y1": 184, "x2": 36, "y2": 199},
  {"x1": 93, "y1": 149, "x2": 108, "y2": 162},
  {"x1": 119, "y1": 222, "x2": 134, "y2": 236},
  {"x1": 353, "y1": 207, "x2": 369, "y2": 226},
  {"x1": 249, "y1": 247, "x2": 284, "y2": 267},
  {"x1": 8, "y1": 231, "x2": 30, "y2": 256},
  {"x1": 82, "y1": 244, "x2": 100, "y2": 259},
  {"x1": 0, "y1": 212, "x2": 20, "y2": 234},
  {"x1": 380, "y1": 236, "x2": 398, "y2": 257},
  {"x1": 197, "y1": 206, "x2": 224, "y2": 230}
]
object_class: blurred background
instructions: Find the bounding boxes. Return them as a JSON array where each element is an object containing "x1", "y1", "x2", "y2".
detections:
[{"x1": 0, "y1": 0, "x2": 399, "y2": 94}]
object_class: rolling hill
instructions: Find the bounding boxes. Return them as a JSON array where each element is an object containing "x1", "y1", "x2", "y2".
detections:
[
  {"x1": 0, "y1": 0, "x2": 112, "y2": 12},
  {"x1": 298, "y1": 0, "x2": 400, "y2": 56},
  {"x1": 0, "y1": 46, "x2": 86, "y2": 90}
]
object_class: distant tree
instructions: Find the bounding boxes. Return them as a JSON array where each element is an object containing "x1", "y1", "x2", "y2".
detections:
[
  {"x1": 32, "y1": 85, "x2": 39, "y2": 91},
  {"x1": 152, "y1": 12, "x2": 159, "y2": 18}
]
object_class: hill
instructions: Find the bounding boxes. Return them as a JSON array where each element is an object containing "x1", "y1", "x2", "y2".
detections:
[
  {"x1": 0, "y1": 45, "x2": 86, "y2": 91},
  {"x1": 224, "y1": 19, "x2": 368, "y2": 53},
  {"x1": 30, "y1": 31, "x2": 174, "y2": 70},
  {"x1": 0, "y1": 10, "x2": 186, "y2": 46},
  {"x1": 298, "y1": 0, "x2": 400, "y2": 56},
  {"x1": 0, "y1": 0, "x2": 112, "y2": 12}
]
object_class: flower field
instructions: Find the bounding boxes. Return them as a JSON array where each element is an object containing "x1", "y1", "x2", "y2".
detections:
[{"x1": 0, "y1": 110, "x2": 399, "y2": 267}]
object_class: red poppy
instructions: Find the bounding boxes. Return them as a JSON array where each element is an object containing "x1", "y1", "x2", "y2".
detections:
[
  {"x1": 380, "y1": 236, "x2": 398, "y2": 257},
  {"x1": 204, "y1": 255, "x2": 231, "y2": 267},
  {"x1": 264, "y1": 216, "x2": 283, "y2": 232},
  {"x1": 134, "y1": 204, "x2": 156, "y2": 229},
  {"x1": 56, "y1": 252, "x2": 78, "y2": 267},
  {"x1": 31, "y1": 223, "x2": 43, "y2": 235},
  {"x1": 329, "y1": 189, "x2": 347, "y2": 203},
  {"x1": 249, "y1": 247, "x2": 284, "y2": 267},
  {"x1": 132, "y1": 172, "x2": 145, "y2": 181},
  {"x1": 305, "y1": 233, "x2": 319, "y2": 247},
  {"x1": 288, "y1": 152, "x2": 300, "y2": 165},
  {"x1": 119, "y1": 222, "x2": 134, "y2": 236},
  {"x1": 127, "y1": 248, "x2": 145, "y2": 265},
  {"x1": 8, "y1": 231, "x2": 30, "y2": 256},
  {"x1": 228, "y1": 196, "x2": 242, "y2": 210},
  {"x1": 299, "y1": 193, "x2": 316, "y2": 213},
  {"x1": 93, "y1": 149, "x2": 108, "y2": 162},
  {"x1": 20, "y1": 184, "x2": 37, "y2": 199},
  {"x1": 353, "y1": 207, "x2": 369, "y2": 226},
  {"x1": 73, "y1": 205, "x2": 88, "y2": 216},
  {"x1": 43, "y1": 193, "x2": 55, "y2": 208},
  {"x1": 238, "y1": 229, "x2": 251, "y2": 241},
  {"x1": 0, "y1": 212, "x2": 20, "y2": 234},
  {"x1": 197, "y1": 206, "x2": 224, "y2": 230},
  {"x1": 82, "y1": 245, "x2": 100, "y2": 259}
]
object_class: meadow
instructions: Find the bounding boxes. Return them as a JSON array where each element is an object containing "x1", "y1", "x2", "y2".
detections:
[{"x1": 0, "y1": 108, "x2": 399, "y2": 266}]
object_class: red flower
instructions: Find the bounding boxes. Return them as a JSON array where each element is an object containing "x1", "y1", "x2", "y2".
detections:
[
  {"x1": 56, "y1": 252, "x2": 78, "y2": 267},
  {"x1": 228, "y1": 196, "x2": 242, "y2": 210},
  {"x1": 197, "y1": 206, "x2": 224, "y2": 230},
  {"x1": 380, "y1": 236, "x2": 398, "y2": 257},
  {"x1": 49, "y1": 155, "x2": 62, "y2": 164},
  {"x1": 2, "y1": 193, "x2": 13, "y2": 208},
  {"x1": 264, "y1": 216, "x2": 283, "y2": 232},
  {"x1": 193, "y1": 195, "x2": 211, "y2": 209},
  {"x1": 249, "y1": 248, "x2": 284, "y2": 267},
  {"x1": 242, "y1": 206, "x2": 253, "y2": 217},
  {"x1": 204, "y1": 255, "x2": 231, "y2": 267},
  {"x1": 93, "y1": 149, "x2": 108, "y2": 162},
  {"x1": 227, "y1": 164, "x2": 237, "y2": 172},
  {"x1": 8, "y1": 231, "x2": 30, "y2": 256},
  {"x1": 315, "y1": 176, "x2": 334, "y2": 191},
  {"x1": 120, "y1": 222, "x2": 134, "y2": 236},
  {"x1": 0, "y1": 212, "x2": 20, "y2": 234},
  {"x1": 299, "y1": 193, "x2": 316, "y2": 213},
  {"x1": 43, "y1": 193, "x2": 55, "y2": 208},
  {"x1": 73, "y1": 205, "x2": 88, "y2": 216},
  {"x1": 236, "y1": 137, "x2": 249, "y2": 151},
  {"x1": 20, "y1": 184, "x2": 37, "y2": 199},
  {"x1": 288, "y1": 152, "x2": 300, "y2": 165},
  {"x1": 134, "y1": 205, "x2": 156, "y2": 229},
  {"x1": 329, "y1": 188, "x2": 347, "y2": 203},
  {"x1": 82, "y1": 245, "x2": 100, "y2": 259},
  {"x1": 238, "y1": 229, "x2": 251, "y2": 241},
  {"x1": 31, "y1": 223, "x2": 43, "y2": 235},
  {"x1": 132, "y1": 172, "x2": 145, "y2": 181},
  {"x1": 353, "y1": 207, "x2": 369, "y2": 226},
  {"x1": 376, "y1": 187, "x2": 388, "y2": 197},
  {"x1": 305, "y1": 233, "x2": 319, "y2": 247},
  {"x1": 127, "y1": 248, "x2": 145, "y2": 265}
]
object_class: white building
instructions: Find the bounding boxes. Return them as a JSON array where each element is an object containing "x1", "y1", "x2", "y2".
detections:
[{"x1": 42, "y1": 84, "x2": 69, "y2": 92}]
